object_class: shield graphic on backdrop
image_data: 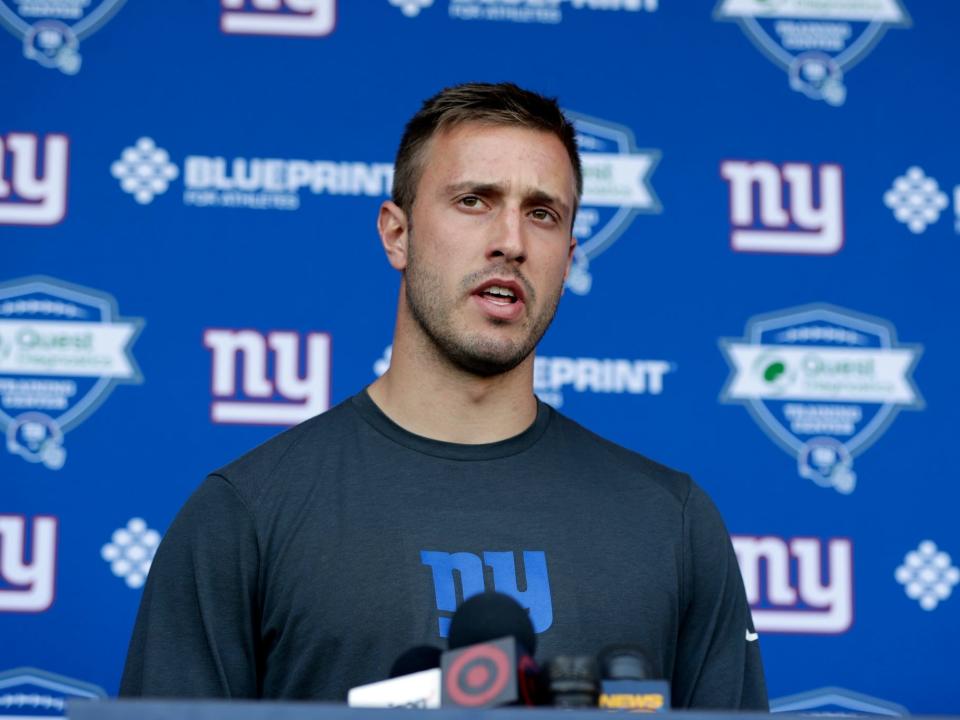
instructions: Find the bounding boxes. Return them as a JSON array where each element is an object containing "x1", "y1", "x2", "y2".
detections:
[
  {"x1": 563, "y1": 112, "x2": 661, "y2": 296},
  {"x1": 720, "y1": 304, "x2": 922, "y2": 494},
  {"x1": 771, "y1": 686, "x2": 909, "y2": 716},
  {"x1": 0, "y1": 0, "x2": 126, "y2": 74},
  {"x1": 0, "y1": 276, "x2": 143, "y2": 470},
  {"x1": 0, "y1": 667, "x2": 106, "y2": 717},
  {"x1": 713, "y1": 0, "x2": 911, "y2": 106}
]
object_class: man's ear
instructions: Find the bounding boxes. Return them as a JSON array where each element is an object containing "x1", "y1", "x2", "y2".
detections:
[
  {"x1": 378, "y1": 201, "x2": 409, "y2": 271},
  {"x1": 562, "y1": 235, "x2": 577, "y2": 282}
]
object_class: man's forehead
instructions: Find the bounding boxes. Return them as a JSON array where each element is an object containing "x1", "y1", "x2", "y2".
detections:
[
  {"x1": 422, "y1": 122, "x2": 577, "y2": 197},
  {"x1": 430, "y1": 121, "x2": 564, "y2": 158}
]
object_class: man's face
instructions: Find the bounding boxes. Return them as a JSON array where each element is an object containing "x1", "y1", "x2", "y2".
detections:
[{"x1": 401, "y1": 122, "x2": 577, "y2": 376}]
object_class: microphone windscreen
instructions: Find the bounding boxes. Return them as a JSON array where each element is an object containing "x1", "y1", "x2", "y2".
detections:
[
  {"x1": 389, "y1": 645, "x2": 443, "y2": 678},
  {"x1": 598, "y1": 645, "x2": 654, "y2": 680},
  {"x1": 447, "y1": 591, "x2": 537, "y2": 656},
  {"x1": 546, "y1": 655, "x2": 598, "y2": 708},
  {"x1": 598, "y1": 645, "x2": 670, "y2": 711}
]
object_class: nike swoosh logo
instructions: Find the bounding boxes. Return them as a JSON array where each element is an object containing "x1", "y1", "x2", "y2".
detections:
[{"x1": 746, "y1": 630, "x2": 759, "y2": 642}]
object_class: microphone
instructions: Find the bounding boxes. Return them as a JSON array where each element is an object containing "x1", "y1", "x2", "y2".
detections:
[
  {"x1": 597, "y1": 645, "x2": 671, "y2": 712},
  {"x1": 347, "y1": 645, "x2": 443, "y2": 708},
  {"x1": 389, "y1": 645, "x2": 443, "y2": 678},
  {"x1": 545, "y1": 655, "x2": 599, "y2": 708},
  {"x1": 441, "y1": 592, "x2": 545, "y2": 708},
  {"x1": 447, "y1": 590, "x2": 537, "y2": 655}
]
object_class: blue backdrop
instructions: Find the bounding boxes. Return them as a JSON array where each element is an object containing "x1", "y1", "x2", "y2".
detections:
[{"x1": 3, "y1": 0, "x2": 958, "y2": 715}]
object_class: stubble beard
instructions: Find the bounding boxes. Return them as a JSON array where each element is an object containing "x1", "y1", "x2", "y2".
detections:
[{"x1": 403, "y1": 234, "x2": 564, "y2": 378}]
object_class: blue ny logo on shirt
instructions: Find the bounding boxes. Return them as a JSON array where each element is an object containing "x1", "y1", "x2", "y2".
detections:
[{"x1": 420, "y1": 550, "x2": 553, "y2": 637}]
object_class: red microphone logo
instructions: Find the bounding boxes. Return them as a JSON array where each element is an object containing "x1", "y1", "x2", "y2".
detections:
[{"x1": 441, "y1": 636, "x2": 518, "y2": 708}]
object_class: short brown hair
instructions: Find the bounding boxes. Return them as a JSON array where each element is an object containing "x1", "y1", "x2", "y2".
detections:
[{"x1": 392, "y1": 82, "x2": 582, "y2": 218}]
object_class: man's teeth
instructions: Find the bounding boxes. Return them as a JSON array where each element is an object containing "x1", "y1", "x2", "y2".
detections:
[{"x1": 485, "y1": 286, "x2": 516, "y2": 298}]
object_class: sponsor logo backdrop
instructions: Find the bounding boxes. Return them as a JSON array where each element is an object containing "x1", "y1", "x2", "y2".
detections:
[{"x1": 4, "y1": 0, "x2": 958, "y2": 714}]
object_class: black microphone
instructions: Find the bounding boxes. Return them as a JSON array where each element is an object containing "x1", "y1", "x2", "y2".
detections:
[
  {"x1": 441, "y1": 592, "x2": 545, "y2": 708},
  {"x1": 597, "y1": 645, "x2": 671, "y2": 712},
  {"x1": 447, "y1": 590, "x2": 537, "y2": 655},
  {"x1": 389, "y1": 645, "x2": 443, "y2": 678},
  {"x1": 600, "y1": 645, "x2": 654, "y2": 680},
  {"x1": 546, "y1": 655, "x2": 599, "y2": 708}
]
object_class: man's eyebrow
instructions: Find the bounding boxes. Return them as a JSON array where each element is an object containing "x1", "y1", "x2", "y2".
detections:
[
  {"x1": 442, "y1": 181, "x2": 506, "y2": 196},
  {"x1": 525, "y1": 189, "x2": 570, "y2": 218},
  {"x1": 442, "y1": 182, "x2": 571, "y2": 218}
]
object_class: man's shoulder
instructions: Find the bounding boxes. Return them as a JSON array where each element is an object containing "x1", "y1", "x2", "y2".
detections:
[
  {"x1": 210, "y1": 394, "x2": 361, "y2": 504},
  {"x1": 546, "y1": 406, "x2": 692, "y2": 508}
]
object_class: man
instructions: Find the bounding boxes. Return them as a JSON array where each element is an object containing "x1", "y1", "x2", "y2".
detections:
[{"x1": 120, "y1": 82, "x2": 767, "y2": 708}]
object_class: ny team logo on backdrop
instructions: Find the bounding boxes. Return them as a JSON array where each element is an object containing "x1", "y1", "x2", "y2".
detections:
[
  {"x1": 0, "y1": 515, "x2": 57, "y2": 613},
  {"x1": 0, "y1": 0, "x2": 125, "y2": 74},
  {"x1": 0, "y1": 133, "x2": 69, "y2": 227},
  {"x1": 714, "y1": 0, "x2": 910, "y2": 106},
  {"x1": 389, "y1": 0, "x2": 658, "y2": 23},
  {"x1": 205, "y1": 328, "x2": 331, "y2": 425},
  {"x1": 111, "y1": 137, "x2": 391, "y2": 211},
  {"x1": 220, "y1": 0, "x2": 335, "y2": 37},
  {"x1": 721, "y1": 160, "x2": 843, "y2": 254},
  {"x1": 0, "y1": 277, "x2": 143, "y2": 470},
  {"x1": 720, "y1": 304, "x2": 922, "y2": 494},
  {"x1": 732, "y1": 534, "x2": 852, "y2": 634}
]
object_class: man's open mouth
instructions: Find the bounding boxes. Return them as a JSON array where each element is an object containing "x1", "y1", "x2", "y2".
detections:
[
  {"x1": 473, "y1": 279, "x2": 525, "y2": 306},
  {"x1": 480, "y1": 285, "x2": 518, "y2": 304}
]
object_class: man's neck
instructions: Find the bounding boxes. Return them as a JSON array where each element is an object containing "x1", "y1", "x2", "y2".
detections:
[{"x1": 367, "y1": 336, "x2": 538, "y2": 445}]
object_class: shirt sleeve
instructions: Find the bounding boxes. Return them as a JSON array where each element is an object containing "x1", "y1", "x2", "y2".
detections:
[
  {"x1": 672, "y1": 481, "x2": 768, "y2": 710},
  {"x1": 119, "y1": 475, "x2": 261, "y2": 698}
]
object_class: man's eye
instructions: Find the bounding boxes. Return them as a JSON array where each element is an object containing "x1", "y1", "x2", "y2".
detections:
[
  {"x1": 531, "y1": 208, "x2": 557, "y2": 223},
  {"x1": 460, "y1": 196, "x2": 482, "y2": 208}
]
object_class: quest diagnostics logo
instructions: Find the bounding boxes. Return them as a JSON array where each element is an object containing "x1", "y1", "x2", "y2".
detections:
[
  {"x1": 720, "y1": 304, "x2": 922, "y2": 494},
  {"x1": 714, "y1": 0, "x2": 911, "y2": 106},
  {"x1": 390, "y1": 0, "x2": 658, "y2": 24},
  {"x1": 111, "y1": 137, "x2": 392, "y2": 211},
  {"x1": 566, "y1": 112, "x2": 661, "y2": 294},
  {"x1": 0, "y1": 277, "x2": 143, "y2": 470}
]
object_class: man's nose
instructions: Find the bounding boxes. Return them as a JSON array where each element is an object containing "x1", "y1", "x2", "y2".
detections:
[{"x1": 487, "y1": 207, "x2": 527, "y2": 264}]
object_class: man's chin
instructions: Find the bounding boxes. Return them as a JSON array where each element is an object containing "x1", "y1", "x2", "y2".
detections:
[{"x1": 445, "y1": 336, "x2": 533, "y2": 378}]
